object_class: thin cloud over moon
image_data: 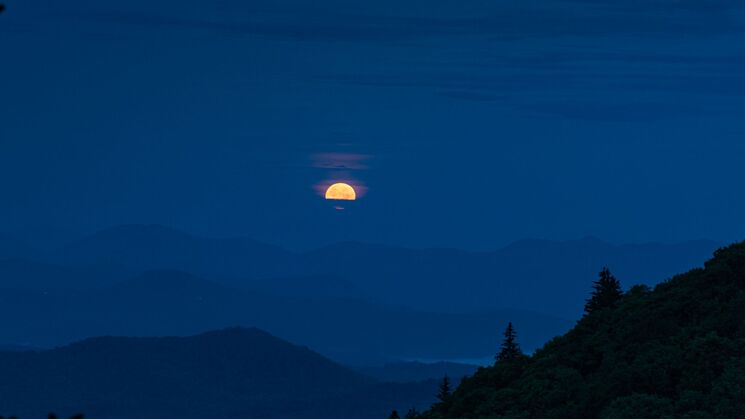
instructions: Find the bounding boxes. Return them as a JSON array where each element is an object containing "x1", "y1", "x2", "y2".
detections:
[{"x1": 311, "y1": 153, "x2": 372, "y2": 170}]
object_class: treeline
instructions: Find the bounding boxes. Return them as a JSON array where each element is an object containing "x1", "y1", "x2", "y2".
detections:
[{"x1": 391, "y1": 241, "x2": 745, "y2": 418}]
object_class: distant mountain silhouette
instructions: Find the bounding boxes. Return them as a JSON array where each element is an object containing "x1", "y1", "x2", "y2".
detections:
[
  {"x1": 0, "y1": 328, "x2": 436, "y2": 419},
  {"x1": 0, "y1": 225, "x2": 721, "y2": 363},
  {"x1": 0, "y1": 258, "x2": 131, "y2": 290},
  {"x1": 51, "y1": 224, "x2": 294, "y2": 280},
  {"x1": 358, "y1": 361, "x2": 479, "y2": 383},
  {"x1": 47, "y1": 225, "x2": 720, "y2": 318},
  {"x1": 417, "y1": 241, "x2": 745, "y2": 418},
  {"x1": 0, "y1": 270, "x2": 570, "y2": 364},
  {"x1": 301, "y1": 237, "x2": 721, "y2": 316},
  {"x1": 0, "y1": 343, "x2": 36, "y2": 352},
  {"x1": 246, "y1": 274, "x2": 366, "y2": 300}
]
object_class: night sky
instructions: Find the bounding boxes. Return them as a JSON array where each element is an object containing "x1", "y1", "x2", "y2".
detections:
[{"x1": 1, "y1": 0, "x2": 744, "y2": 250}]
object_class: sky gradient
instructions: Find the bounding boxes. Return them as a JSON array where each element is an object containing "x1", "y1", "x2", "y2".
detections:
[{"x1": 1, "y1": 0, "x2": 745, "y2": 249}]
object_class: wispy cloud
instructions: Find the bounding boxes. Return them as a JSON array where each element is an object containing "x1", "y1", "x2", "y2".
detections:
[
  {"x1": 310, "y1": 153, "x2": 372, "y2": 170},
  {"x1": 57, "y1": 0, "x2": 745, "y2": 42},
  {"x1": 30, "y1": 0, "x2": 745, "y2": 121}
]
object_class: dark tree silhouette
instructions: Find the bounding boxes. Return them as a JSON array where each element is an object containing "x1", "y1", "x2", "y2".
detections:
[
  {"x1": 584, "y1": 267, "x2": 623, "y2": 315},
  {"x1": 496, "y1": 321, "x2": 522, "y2": 363},
  {"x1": 389, "y1": 410, "x2": 401, "y2": 419},
  {"x1": 405, "y1": 408, "x2": 420, "y2": 419},
  {"x1": 414, "y1": 242, "x2": 745, "y2": 418},
  {"x1": 436, "y1": 375, "x2": 451, "y2": 402}
]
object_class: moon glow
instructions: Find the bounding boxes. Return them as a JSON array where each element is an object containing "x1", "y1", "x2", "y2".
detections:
[{"x1": 325, "y1": 183, "x2": 357, "y2": 201}]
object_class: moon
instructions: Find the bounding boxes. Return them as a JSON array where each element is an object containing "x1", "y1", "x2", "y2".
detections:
[{"x1": 325, "y1": 183, "x2": 356, "y2": 201}]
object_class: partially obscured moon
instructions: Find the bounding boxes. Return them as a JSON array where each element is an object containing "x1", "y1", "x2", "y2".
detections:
[{"x1": 325, "y1": 183, "x2": 356, "y2": 201}]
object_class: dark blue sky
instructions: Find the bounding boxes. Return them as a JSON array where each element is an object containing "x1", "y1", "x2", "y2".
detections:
[{"x1": 1, "y1": 0, "x2": 744, "y2": 249}]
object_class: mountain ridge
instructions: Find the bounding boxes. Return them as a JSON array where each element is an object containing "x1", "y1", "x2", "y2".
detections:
[
  {"x1": 0, "y1": 327, "x2": 435, "y2": 419},
  {"x1": 39, "y1": 224, "x2": 721, "y2": 317},
  {"x1": 0, "y1": 268, "x2": 571, "y2": 364}
]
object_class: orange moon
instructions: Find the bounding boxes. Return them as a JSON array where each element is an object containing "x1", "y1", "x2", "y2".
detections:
[{"x1": 325, "y1": 183, "x2": 356, "y2": 201}]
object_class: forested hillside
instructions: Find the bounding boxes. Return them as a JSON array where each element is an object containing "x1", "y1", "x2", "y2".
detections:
[{"x1": 416, "y1": 241, "x2": 745, "y2": 418}]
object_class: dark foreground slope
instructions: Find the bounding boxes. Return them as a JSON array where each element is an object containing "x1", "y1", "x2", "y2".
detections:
[
  {"x1": 0, "y1": 328, "x2": 436, "y2": 419},
  {"x1": 420, "y1": 241, "x2": 745, "y2": 418}
]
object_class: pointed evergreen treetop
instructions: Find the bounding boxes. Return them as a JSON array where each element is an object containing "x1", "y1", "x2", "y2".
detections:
[
  {"x1": 496, "y1": 321, "x2": 523, "y2": 363},
  {"x1": 584, "y1": 267, "x2": 623, "y2": 315},
  {"x1": 436, "y1": 375, "x2": 452, "y2": 402},
  {"x1": 389, "y1": 410, "x2": 401, "y2": 419}
]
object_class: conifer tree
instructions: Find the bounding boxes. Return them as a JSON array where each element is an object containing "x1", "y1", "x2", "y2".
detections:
[
  {"x1": 436, "y1": 375, "x2": 452, "y2": 402},
  {"x1": 496, "y1": 321, "x2": 523, "y2": 363},
  {"x1": 405, "y1": 408, "x2": 420, "y2": 419},
  {"x1": 388, "y1": 410, "x2": 401, "y2": 419},
  {"x1": 584, "y1": 267, "x2": 623, "y2": 315}
]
